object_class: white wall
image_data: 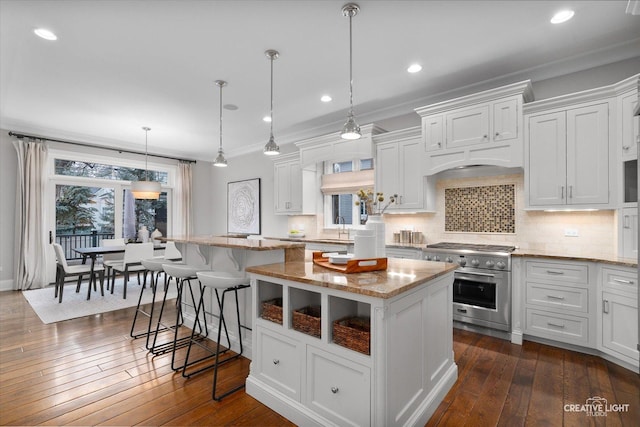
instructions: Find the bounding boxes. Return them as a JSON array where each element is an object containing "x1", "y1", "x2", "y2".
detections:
[{"x1": 0, "y1": 130, "x2": 17, "y2": 290}]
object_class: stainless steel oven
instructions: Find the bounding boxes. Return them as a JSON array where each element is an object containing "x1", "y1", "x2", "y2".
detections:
[{"x1": 424, "y1": 243, "x2": 514, "y2": 333}]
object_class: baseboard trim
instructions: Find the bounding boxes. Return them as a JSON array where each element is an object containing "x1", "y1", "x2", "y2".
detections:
[{"x1": 0, "y1": 279, "x2": 14, "y2": 292}]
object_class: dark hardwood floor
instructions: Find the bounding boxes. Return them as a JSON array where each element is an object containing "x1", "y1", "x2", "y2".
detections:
[{"x1": 0, "y1": 289, "x2": 638, "y2": 426}]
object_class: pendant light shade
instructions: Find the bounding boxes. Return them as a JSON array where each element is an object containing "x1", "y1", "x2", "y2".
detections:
[
  {"x1": 131, "y1": 126, "x2": 161, "y2": 199},
  {"x1": 213, "y1": 80, "x2": 228, "y2": 167},
  {"x1": 263, "y1": 49, "x2": 280, "y2": 156},
  {"x1": 341, "y1": 3, "x2": 361, "y2": 140}
]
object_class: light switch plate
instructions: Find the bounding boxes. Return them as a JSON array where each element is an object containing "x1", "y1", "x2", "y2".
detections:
[{"x1": 564, "y1": 229, "x2": 579, "y2": 237}]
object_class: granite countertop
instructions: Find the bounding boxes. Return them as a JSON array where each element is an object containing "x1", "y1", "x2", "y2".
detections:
[
  {"x1": 245, "y1": 258, "x2": 457, "y2": 299},
  {"x1": 512, "y1": 249, "x2": 637, "y2": 268},
  {"x1": 162, "y1": 235, "x2": 305, "y2": 251}
]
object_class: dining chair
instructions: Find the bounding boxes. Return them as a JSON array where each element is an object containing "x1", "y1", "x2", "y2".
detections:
[
  {"x1": 109, "y1": 242, "x2": 153, "y2": 299},
  {"x1": 53, "y1": 243, "x2": 105, "y2": 303},
  {"x1": 102, "y1": 238, "x2": 126, "y2": 290}
]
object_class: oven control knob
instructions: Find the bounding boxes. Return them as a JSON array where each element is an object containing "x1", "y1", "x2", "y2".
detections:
[
  {"x1": 471, "y1": 259, "x2": 480, "y2": 267},
  {"x1": 458, "y1": 258, "x2": 467, "y2": 267},
  {"x1": 496, "y1": 261, "x2": 506, "y2": 270},
  {"x1": 486, "y1": 260, "x2": 495, "y2": 268},
  {"x1": 425, "y1": 255, "x2": 432, "y2": 261},
  {"x1": 445, "y1": 256, "x2": 453, "y2": 263},
  {"x1": 433, "y1": 255, "x2": 440, "y2": 262}
]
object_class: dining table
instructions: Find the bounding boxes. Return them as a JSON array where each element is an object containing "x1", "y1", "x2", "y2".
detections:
[{"x1": 73, "y1": 243, "x2": 166, "y2": 288}]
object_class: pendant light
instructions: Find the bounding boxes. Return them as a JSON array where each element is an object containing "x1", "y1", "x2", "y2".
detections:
[
  {"x1": 263, "y1": 49, "x2": 280, "y2": 156},
  {"x1": 213, "y1": 80, "x2": 228, "y2": 167},
  {"x1": 341, "y1": 3, "x2": 361, "y2": 140},
  {"x1": 131, "y1": 126, "x2": 161, "y2": 199}
]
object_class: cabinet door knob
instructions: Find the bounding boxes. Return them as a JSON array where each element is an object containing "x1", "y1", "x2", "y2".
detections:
[
  {"x1": 623, "y1": 145, "x2": 630, "y2": 151},
  {"x1": 273, "y1": 359, "x2": 279, "y2": 365},
  {"x1": 495, "y1": 132, "x2": 500, "y2": 137},
  {"x1": 331, "y1": 387, "x2": 339, "y2": 394},
  {"x1": 483, "y1": 134, "x2": 488, "y2": 139},
  {"x1": 437, "y1": 142, "x2": 441, "y2": 147}
]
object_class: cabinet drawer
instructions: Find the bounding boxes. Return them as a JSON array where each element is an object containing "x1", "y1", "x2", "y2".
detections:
[
  {"x1": 525, "y1": 261, "x2": 589, "y2": 285},
  {"x1": 526, "y1": 282, "x2": 588, "y2": 313},
  {"x1": 256, "y1": 327, "x2": 302, "y2": 401},
  {"x1": 525, "y1": 308, "x2": 590, "y2": 345},
  {"x1": 306, "y1": 346, "x2": 370, "y2": 427},
  {"x1": 602, "y1": 267, "x2": 638, "y2": 296}
]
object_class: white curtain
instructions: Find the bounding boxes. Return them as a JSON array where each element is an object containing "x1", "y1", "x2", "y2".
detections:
[
  {"x1": 174, "y1": 161, "x2": 192, "y2": 236},
  {"x1": 13, "y1": 139, "x2": 49, "y2": 290}
]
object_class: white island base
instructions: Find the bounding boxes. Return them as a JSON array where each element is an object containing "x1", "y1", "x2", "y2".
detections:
[{"x1": 246, "y1": 260, "x2": 457, "y2": 427}]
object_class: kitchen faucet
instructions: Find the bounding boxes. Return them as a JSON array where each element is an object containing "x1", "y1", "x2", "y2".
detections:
[{"x1": 336, "y1": 216, "x2": 350, "y2": 240}]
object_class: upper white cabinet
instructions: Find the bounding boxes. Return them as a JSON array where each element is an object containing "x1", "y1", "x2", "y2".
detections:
[
  {"x1": 273, "y1": 153, "x2": 316, "y2": 215},
  {"x1": 524, "y1": 82, "x2": 619, "y2": 210},
  {"x1": 374, "y1": 127, "x2": 434, "y2": 212},
  {"x1": 526, "y1": 102, "x2": 611, "y2": 207},
  {"x1": 415, "y1": 80, "x2": 533, "y2": 175},
  {"x1": 620, "y1": 207, "x2": 638, "y2": 259},
  {"x1": 616, "y1": 75, "x2": 639, "y2": 161}
]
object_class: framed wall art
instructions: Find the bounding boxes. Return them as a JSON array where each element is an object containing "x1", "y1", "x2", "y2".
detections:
[{"x1": 227, "y1": 178, "x2": 261, "y2": 235}]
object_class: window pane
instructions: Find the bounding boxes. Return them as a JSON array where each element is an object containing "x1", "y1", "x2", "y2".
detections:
[
  {"x1": 55, "y1": 159, "x2": 168, "y2": 184},
  {"x1": 360, "y1": 158, "x2": 373, "y2": 170},
  {"x1": 331, "y1": 194, "x2": 353, "y2": 225},
  {"x1": 122, "y1": 189, "x2": 168, "y2": 242},
  {"x1": 332, "y1": 161, "x2": 353, "y2": 173},
  {"x1": 55, "y1": 184, "x2": 115, "y2": 259}
]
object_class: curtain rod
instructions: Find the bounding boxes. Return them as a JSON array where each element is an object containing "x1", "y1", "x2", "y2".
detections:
[{"x1": 8, "y1": 131, "x2": 197, "y2": 164}]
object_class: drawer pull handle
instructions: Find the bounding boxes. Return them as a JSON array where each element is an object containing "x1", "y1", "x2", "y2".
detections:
[
  {"x1": 613, "y1": 278, "x2": 634, "y2": 285},
  {"x1": 457, "y1": 308, "x2": 468, "y2": 313},
  {"x1": 273, "y1": 359, "x2": 279, "y2": 365},
  {"x1": 547, "y1": 295, "x2": 565, "y2": 300},
  {"x1": 546, "y1": 270, "x2": 565, "y2": 275},
  {"x1": 547, "y1": 322, "x2": 565, "y2": 328},
  {"x1": 331, "y1": 387, "x2": 339, "y2": 394},
  {"x1": 603, "y1": 300, "x2": 609, "y2": 314}
]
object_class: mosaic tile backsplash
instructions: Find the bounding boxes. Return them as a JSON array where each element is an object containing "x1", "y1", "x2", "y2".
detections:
[{"x1": 445, "y1": 184, "x2": 515, "y2": 233}]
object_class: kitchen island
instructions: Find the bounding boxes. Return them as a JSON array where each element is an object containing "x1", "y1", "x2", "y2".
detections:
[{"x1": 245, "y1": 258, "x2": 458, "y2": 427}]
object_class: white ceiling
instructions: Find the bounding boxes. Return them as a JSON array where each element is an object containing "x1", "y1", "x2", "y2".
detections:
[{"x1": 1, "y1": 0, "x2": 639, "y2": 161}]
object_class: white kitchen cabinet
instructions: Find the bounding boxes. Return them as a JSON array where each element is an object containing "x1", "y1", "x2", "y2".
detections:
[
  {"x1": 415, "y1": 80, "x2": 533, "y2": 174},
  {"x1": 522, "y1": 259, "x2": 596, "y2": 347},
  {"x1": 526, "y1": 102, "x2": 611, "y2": 208},
  {"x1": 375, "y1": 127, "x2": 432, "y2": 212},
  {"x1": 273, "y1": 153, "x2": 316, "y2": 215},
  {"x1": 423, "y1": 115, "x2": 443, "y2": 152},
  {"x1": 599, "y1": 266, "x2": 639, "y2": 369},
  {"x1": 386, "y1": 247, "x2": 422, "y2": 259},
  {"x1": 620, "y1": 90, "x2": 639, "y2": 160},
  {"x1": 247, "y1": 262, "x2": 456, "y2": 427},
  {"x1": 621, "y1": 207, "x2": 638, "y2": 259}
]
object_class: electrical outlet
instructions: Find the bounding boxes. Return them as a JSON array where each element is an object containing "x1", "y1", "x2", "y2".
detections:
[{"x1": 564, "y1": 229, "x2": 579, "y2": 237}]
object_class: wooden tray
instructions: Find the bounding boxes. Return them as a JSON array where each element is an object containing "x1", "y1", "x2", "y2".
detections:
[{"x1": 312, "y1": 252, "x2": 387, "y2": 273}]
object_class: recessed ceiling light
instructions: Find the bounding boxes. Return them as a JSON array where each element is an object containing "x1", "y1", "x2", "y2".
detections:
[
  {"x1": 320, "y1": 95, "x2": 332, "y2": 102},
  {"x1": 550, "y1": 10, "x2": 574, "y2": 24},
  {"x1": 407, "y1": 64, "x2": 422, "y2": 73},
  {"x1": 263, "y1": 116, "x2": 272, "y2": 123},
  {"x1": 34, "y1": 28, "x2": 57, "y2": 40}
]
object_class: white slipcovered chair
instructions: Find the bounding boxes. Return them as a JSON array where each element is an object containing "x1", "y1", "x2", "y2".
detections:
[
  {"x1": 101, "y1": 238, "x2": 126, "y2": 290},
  {"x1": 109, "y1": 242, "x2": 153, "y2": 299}
]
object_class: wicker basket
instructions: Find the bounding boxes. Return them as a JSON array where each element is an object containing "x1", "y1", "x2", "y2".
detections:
[
  {"x1": 333, "y1": 316, "x2": 371, "y2": 355},
  {"x1": 292, "y1": 306, "x2": 321, "y2": 338},
  {"x1": 261, "y1": 298, "x2": 283, "y2": 324}
]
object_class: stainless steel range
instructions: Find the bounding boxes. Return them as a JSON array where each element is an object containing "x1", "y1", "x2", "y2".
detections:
[{"x1": 424, "y1": 242, "x2": 516, "y2": 335}]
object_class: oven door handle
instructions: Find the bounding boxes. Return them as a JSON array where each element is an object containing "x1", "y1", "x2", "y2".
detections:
[{"x1": 455, "y1": 272, "x2": 496, "y2": 283}]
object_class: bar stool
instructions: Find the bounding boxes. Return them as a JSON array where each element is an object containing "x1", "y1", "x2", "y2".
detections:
[
  {"x1": 130, "y1": 242, "x2": 183, "y2": 342},
  {"x1": 182, "y1": 270, "x2": 250, "y2": 401},
  {"x1": 149, "y1": 263, "x2": 206, "y2": 371}
]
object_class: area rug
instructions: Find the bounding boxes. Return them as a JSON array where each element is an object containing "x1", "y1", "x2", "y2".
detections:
[{"x1": 22, "y1": 279, "x2": 178, "y2": 324}]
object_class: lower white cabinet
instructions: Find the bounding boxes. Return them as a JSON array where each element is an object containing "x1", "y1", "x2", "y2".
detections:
[
  {"x1": 522, "y1": 259, "x2": 596, "y2": 347},
  {"x1": 255, "y1": 327, "x2": 303, "y2": 401},
  {"x1": 599, "y1": 266, "x2": 639, "y2": 369},
  {"x1": 306, "y1": 346, "x2": 370, "y2": 427},
  {"x1": 385, "y1": 247, "x2": 422, "y2": 259},
  {"x1": 247, "y1": 267, "x2": 457, "y2": 427}
]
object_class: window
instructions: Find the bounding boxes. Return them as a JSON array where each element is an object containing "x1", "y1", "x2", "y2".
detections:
[
  {"x1": 322, "y1": 159, "x2": 374, "y2": 229},
  {"x1": 49, "y1": 150, "x2": 175, "y2": 258}
]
